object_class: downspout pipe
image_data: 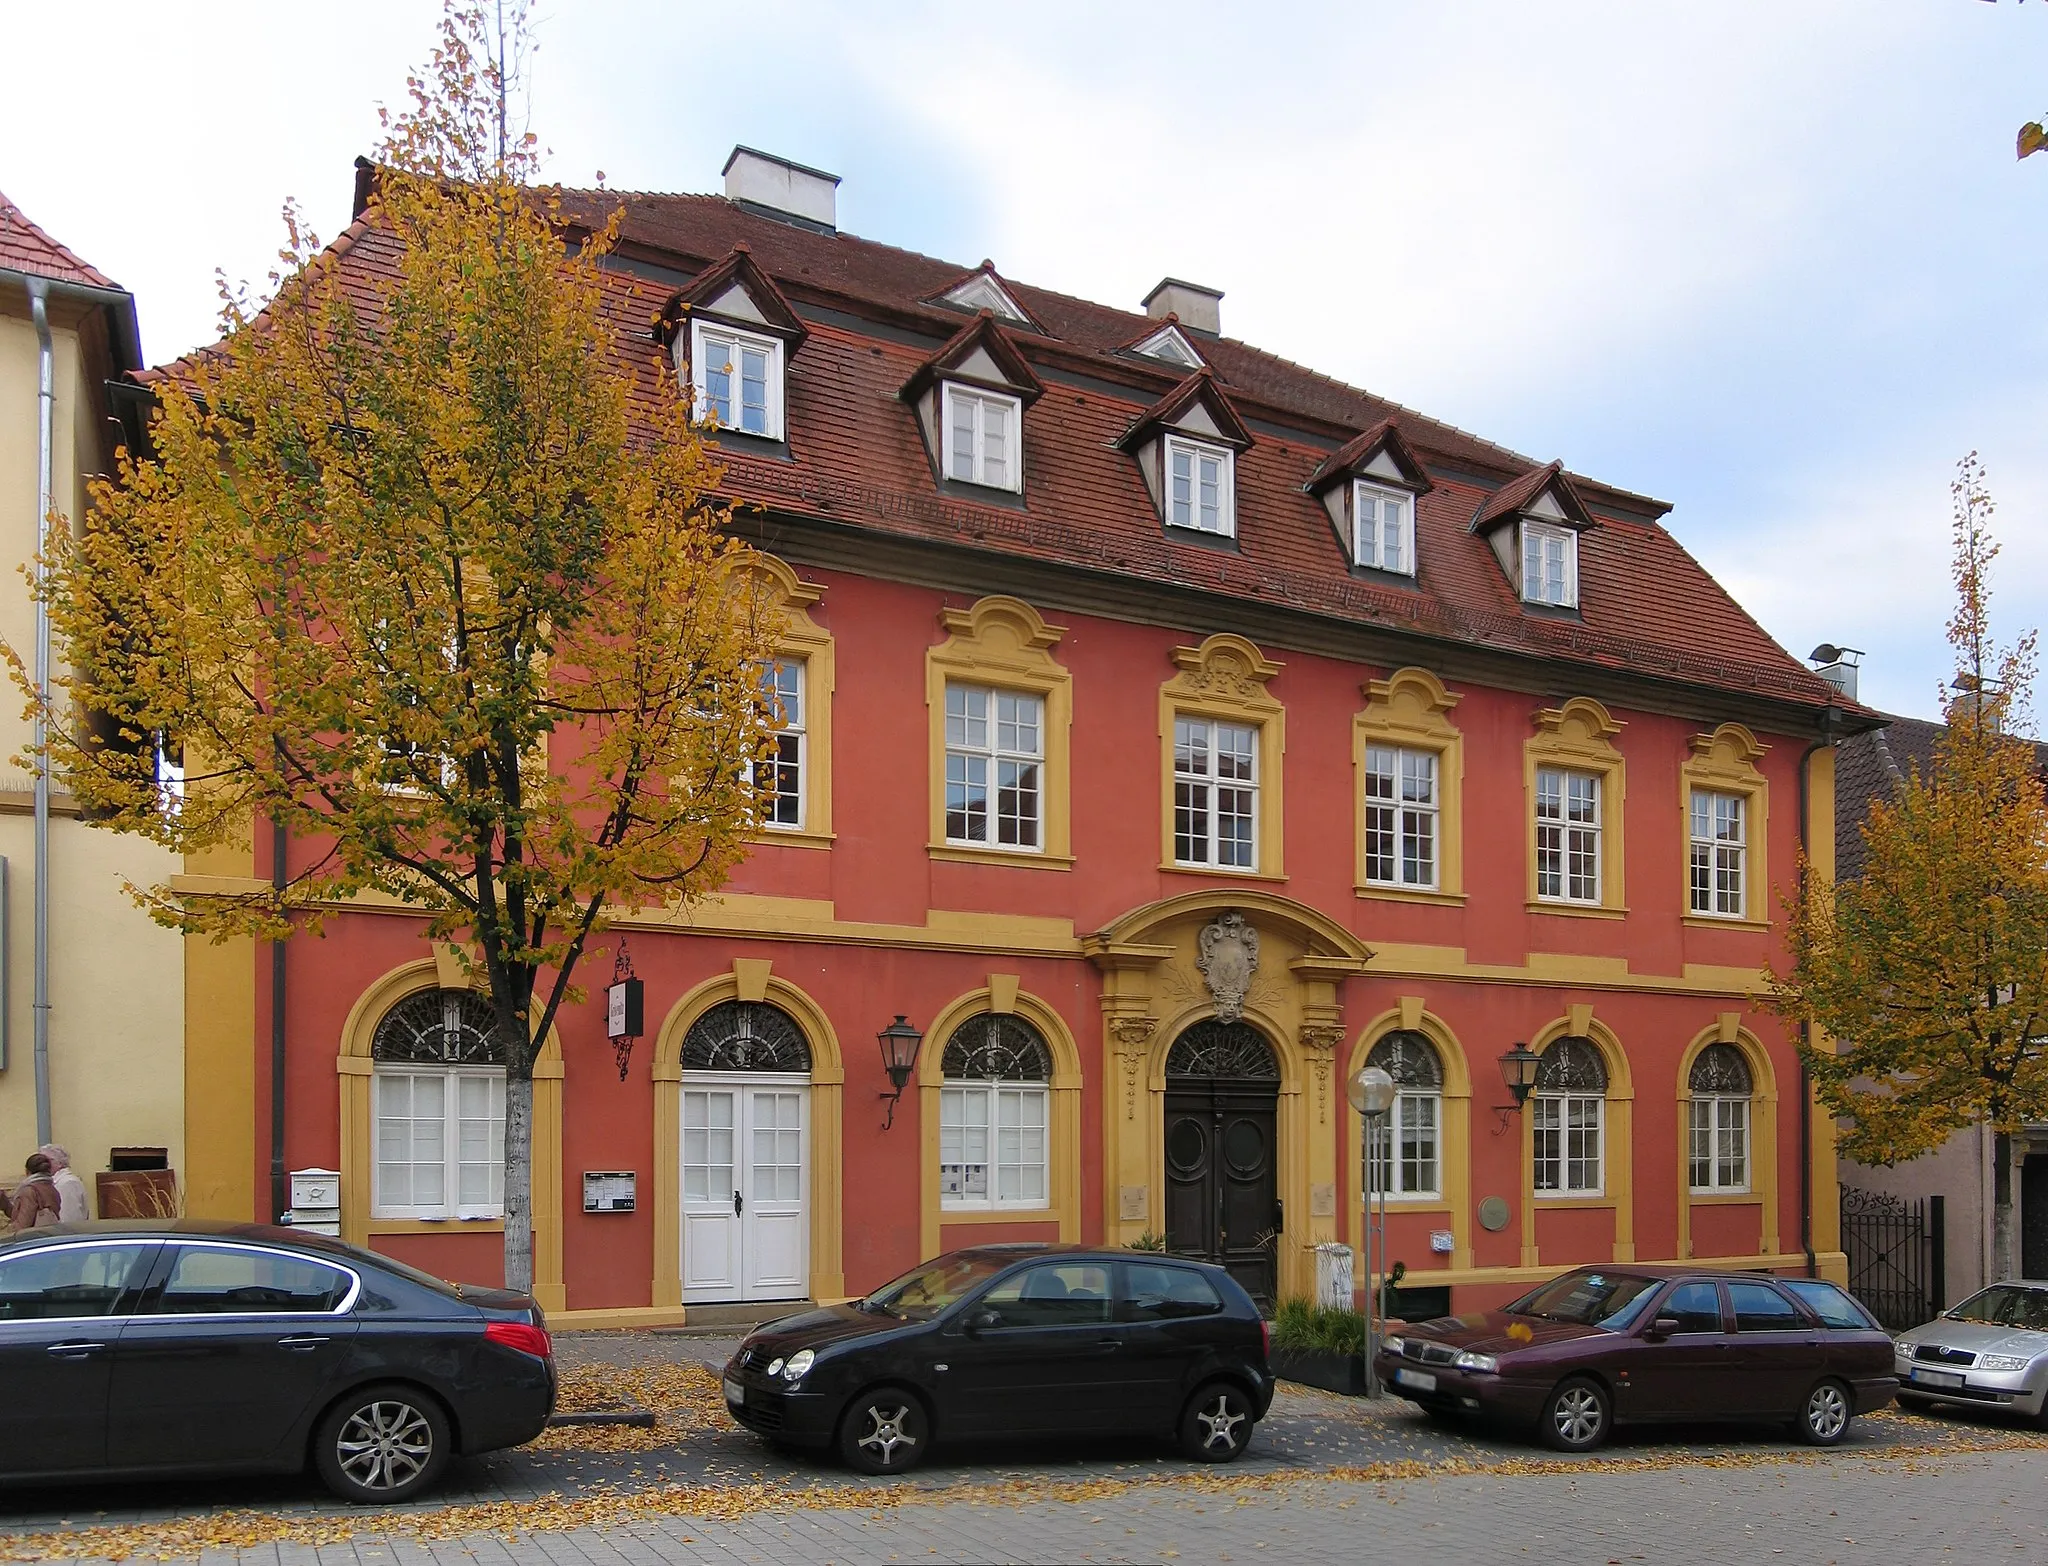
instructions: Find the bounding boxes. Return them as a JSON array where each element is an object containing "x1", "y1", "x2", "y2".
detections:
[
  {"x1": 27, "y1": 278, "x2": 53, "y2": 1148},
  {"x1": 1795, "y1": 706, "x2": 1844, "y2": 1278}
]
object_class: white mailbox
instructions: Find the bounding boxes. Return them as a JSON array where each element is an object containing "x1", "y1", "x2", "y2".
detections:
[{"x1": 289, "y1": 1167, "x2": 342, "y2": 1235}]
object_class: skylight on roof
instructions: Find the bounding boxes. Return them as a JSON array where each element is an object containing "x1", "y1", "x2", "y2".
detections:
[
  {"x1": 938, "y1": 271, "x2": 1030, "y2": 325},
  {"x1": 1131, "y1": 322, "x2": 1205, "y2": 368}
]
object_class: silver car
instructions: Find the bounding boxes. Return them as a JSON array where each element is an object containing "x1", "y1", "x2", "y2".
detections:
[{"x1": 1892, "y1": 1280, "x2": 2048, "y2": 1423}]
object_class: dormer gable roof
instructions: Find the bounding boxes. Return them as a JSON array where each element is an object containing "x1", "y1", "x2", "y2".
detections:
[
  {"x1": 924, "y1": 261, "x2": 1044, "y2": 332},
  {"x1": 1304, "y1": 418, "x2": 1434, "y2": 498},
  {"x1": 654, "y1": 243, "x2": 809, "y2": 353},
  {"x1": 1119, "y1": 316, "x2": 1207, "y2": 370},
  {"x1": 1468, "y1": 459, "x2": 1597, "y2": 534},
  {"x1": 897, "y1": 310, "x2": 1045, "y2": 406},
  {"x1": 1115, "y1": 367, "x2": 1255, "y2": 454}
]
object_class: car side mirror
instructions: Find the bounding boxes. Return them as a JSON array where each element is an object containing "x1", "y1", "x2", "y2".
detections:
[
  {"x1": 1647, "y1": 1316, "x2": 1682, "y2": 1338},
  {"x1": 966, "y1": 1309, "x2": 999, "y2": 1334}
]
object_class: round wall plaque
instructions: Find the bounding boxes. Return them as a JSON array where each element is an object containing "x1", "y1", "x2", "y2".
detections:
[{"x1": 1476, "y1": 1195, "x2": 1511, "y2": 1232}]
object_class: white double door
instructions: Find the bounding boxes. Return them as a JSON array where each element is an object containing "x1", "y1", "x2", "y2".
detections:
[{"x1": 681, "y1": 1075, "x2": 809, "y2": 1303}]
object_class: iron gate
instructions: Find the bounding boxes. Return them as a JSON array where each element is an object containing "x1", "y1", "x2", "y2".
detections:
[{"x1": 1841, "y1": 1188, "x2": 1945, "y2": 1330}]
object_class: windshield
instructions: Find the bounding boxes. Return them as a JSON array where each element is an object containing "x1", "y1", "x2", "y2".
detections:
[
  {"x1": 1948, "y1": 1285, "x2": 2048, "y2": 1330},
  {"x1": 1507, "y1": 1270, "x2": 1660, "y2": 1331},
  {"x1": 862, "y1": 1253, "x2": 1015, "y2": 1320}
]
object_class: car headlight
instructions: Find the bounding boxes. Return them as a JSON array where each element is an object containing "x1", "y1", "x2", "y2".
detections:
[
  {"x1": 764, "y1": 1356, "x2": 785, "y2": 1377},
  {"x1": 1979, "y1": 1353, "x2": 2032, "y2": 1372},
  {"x1": 1382, "y1": 1336, "x2": 1405, "y2": 1356},
  {"x1": 782, "y1": 1348, "x2": 816, "y2": 1382},
  {"x1": 1454, "y1": 1351, "x2": 1499, "y2": 1374}
]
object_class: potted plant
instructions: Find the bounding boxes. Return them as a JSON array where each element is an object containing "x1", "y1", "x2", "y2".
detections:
[{"x1": 1267, "y1": 1297, "x2": 1369, "y2": 1395}]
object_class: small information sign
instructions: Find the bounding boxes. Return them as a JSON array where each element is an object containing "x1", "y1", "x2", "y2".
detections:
[{"x1": 582, "y1": 1171, "x2": 637, "y2": 1214}]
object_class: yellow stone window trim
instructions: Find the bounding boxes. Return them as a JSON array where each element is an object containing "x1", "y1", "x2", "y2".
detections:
[
  {"x1": 742, "y1": 553, "x2": 836, "y2": 850},
  {"x1": 1158, "y1": 633, "x2": 1286, "y2": 878},
  {"x1": 1352, "y1": 667, "x2": 1466, "y2": 904},
  {"x1": 650, "y1": 961, "x2": 846, "y2": 1309},
  {"x1": 1674, "y1": 1014, "x2": 1780, "y2": 1259},
  {"x1": 1680, "y1": 723, "x2": 1770, "y2": 929},
  {"x1": 1346, "y1": 1000, "x2": 1474, "y2": 1270},
  {"x1": 1525, "y1": 696, "x2": 1627, "y2": 916},
  {"x1": 925, "y1": 595, "x2": 1074, "y2": 864},
  {"x1": 916, "y1": 979, "x2": 1084, "y2": 1261},
  {"x1": 336, "y1": 955, "x2": 566, "y2": 1312},
  {"x1": 1520, "y1": 1006, "x2": 1635, "y2": 1268}
]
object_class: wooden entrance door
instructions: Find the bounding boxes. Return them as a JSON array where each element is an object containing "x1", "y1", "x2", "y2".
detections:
[{"x1": 1163, "y1": 1020, "x2": 1281, "y2": 1306}]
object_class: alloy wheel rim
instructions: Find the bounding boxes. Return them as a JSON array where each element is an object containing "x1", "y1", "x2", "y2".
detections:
[
  {"x1": 1809, "y1": 1385, "x2": 1848, "y2": 1439},
  {"x1": 856, "y1": 1402, "x2": 919, "y2": 1466},
  {"x1": 1553, "y1": 1387, "x2": 1602, "y2": 1445},
  {"x1": 1197, "y1": 1394, "x2": 1246, "y2": 1451},
  {"x1": 335, "y1": 1400, "x2": 434, "y2": 1491}
]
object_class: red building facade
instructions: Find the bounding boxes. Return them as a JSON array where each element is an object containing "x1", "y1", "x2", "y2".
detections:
[{"x1": 179, "y1": 151, "x2": 1859, "y2": 1324}]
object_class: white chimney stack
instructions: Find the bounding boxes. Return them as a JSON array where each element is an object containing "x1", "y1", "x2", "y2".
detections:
[
  {"x1": 1143, "y1": 277, "x2": 1223, "y2": 336},
  {"x1": 723, "y1": 147, "x2": 840, "y2": 233}
]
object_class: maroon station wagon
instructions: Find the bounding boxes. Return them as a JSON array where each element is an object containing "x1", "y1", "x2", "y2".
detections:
[{"x1": 1373, "y1": 1266, "x2": 1898, "y2": 1451}]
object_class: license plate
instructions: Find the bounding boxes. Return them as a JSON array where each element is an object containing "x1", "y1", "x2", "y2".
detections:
[
  {"x1": 1912, "y1": 1369, "x2": 1963, "y2": 1389},
  {"x1": 723, "y1": 1376, "x2": 744, "y2": 1405},
  {"x1": 1395, "y1": 1368, "x2": 1438, "y2": 1392}
]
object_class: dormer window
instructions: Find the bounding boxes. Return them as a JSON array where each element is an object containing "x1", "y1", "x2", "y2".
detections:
[
  {"x1": 943, "y1": 384, "x2": 1021, "y2": 491},
  {"x1": 691, "y1": 320, "x2": 784, "y2": 439},
  {"x1": 1521, "y1": 521, "x2": 1577, "y2": 608},
  {"x1": 1353, "y1": 482, "x2": 1414, "y2": 575},
  {"x1": 1166, "y1": 436, "x2": 1234, "y2": 537}
]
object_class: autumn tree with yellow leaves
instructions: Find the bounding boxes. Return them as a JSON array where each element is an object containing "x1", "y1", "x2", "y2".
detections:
[
  {"x1": 18, "y1": 4, "x2": 777, "y2": 1292},
  {"x1": 1772, "y1": 455, "x2": 2048, "y2": 1284}
]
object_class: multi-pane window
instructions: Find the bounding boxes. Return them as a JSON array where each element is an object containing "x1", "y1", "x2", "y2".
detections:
[
  {"x1": 1165, "y1": 437, "x2": 1234, "y2": 537},
  {"x1": 1535, "y1": 766, "x2": 1601, "y2": 903},
  {"x1": 1363, "y1": 745, "x2": 1439, "y2": 888},
  {"x1": 1365, "y1": 1031, "x2": 1443, "y2": 1199},
  {"x1": 691, "y1": 322, "x2": 781, "y2": 438},
  {"x1": 944, "y1": 683, "x2": 1043, "y2": 850},
  {"x1": 1688, "y1": 1044, "x2": 1752, "y2": 1193},
  {"x1": 1173, "y1": 716, "x2": 1258, "y2": 870},
  {"x1": 1689, "y1": 789, "x2": 1746, "y2": 917},
  {"x1": 1533, "y1": 1037, "x2": 1606, "y2": 1195},
  {"x1": 943, "y1": 384, "x2": 1020, "y2": 491},
  {"x1": 757, "y1": 659, "x2": 804, "y2": 830},
  {"x1": 1521, "y1": 521, "x2": 1577, "y2": 607},
  {"x1": 371, "y1": 988, "x2": 506, "y2": 1219},
  {"x1": 939, "y1": 1015, "x2": 1053, "y2": 1210},
  {"x1": 1353, "y1": 483, "x2": 1415, "y2": 575}
]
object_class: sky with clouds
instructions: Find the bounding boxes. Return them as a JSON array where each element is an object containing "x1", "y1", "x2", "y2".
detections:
[{"x1": 5, "y1": 0, "x2": 2045, "y2": 720}]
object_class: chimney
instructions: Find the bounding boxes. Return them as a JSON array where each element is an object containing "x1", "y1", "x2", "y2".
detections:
[
  {"x1": 1143, "y1": 277, "x2": 1223, "y2": 336},
  {"x1": 1808, "y1": 643, "x2": 1863, "y2": 703},
  {"x1": 723, "y1": 147, "x2": 840, "y2": 234}
]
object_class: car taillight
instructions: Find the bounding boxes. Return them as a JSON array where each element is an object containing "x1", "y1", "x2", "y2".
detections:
[
  {"x1": 1260, "y1": 1317, "x2": 1271, "y2": 1359},
  {"x1": 485, "y1": 1320, "x2": 553, "y2": 1359}
]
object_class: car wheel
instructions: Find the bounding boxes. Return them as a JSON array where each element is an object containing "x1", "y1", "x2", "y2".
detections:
[
  {"x1": 1539, "y1": 1376, "x2": 1611, "y2": 1453},
  {"x1": 837, "y1": 1387, "x2": 929, "y2": 1476},
  {"x1": 312, "y1": 1383, "x2": 451, "y2": 1503},
  {"x1": 1796, "y1": 1378, "x2": 1853, "y2": 1446},
  {"x1": 1179, "y1": 1381, "x2": 1256, "y2": 1462}
]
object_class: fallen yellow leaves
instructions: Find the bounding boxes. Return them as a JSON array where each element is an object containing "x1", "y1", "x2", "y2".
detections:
[{"x1": 533, "y1": 1363, "x2": 726, "y2": 1455}]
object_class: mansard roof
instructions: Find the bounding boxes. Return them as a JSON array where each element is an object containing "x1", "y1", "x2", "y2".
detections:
[{"x1": 898, "y1": 310, "x2": 1045, "y2": 406}]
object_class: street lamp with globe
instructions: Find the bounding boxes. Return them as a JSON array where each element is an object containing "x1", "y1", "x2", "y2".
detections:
[{"x1": 1347, "y1": 1063, "x2": 1397, "y2": 1395}]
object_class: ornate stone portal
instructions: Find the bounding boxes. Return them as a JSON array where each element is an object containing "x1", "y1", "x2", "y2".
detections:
[{"x1": 1196, "y1": 913, "x2": 1261, "y2": 1024}]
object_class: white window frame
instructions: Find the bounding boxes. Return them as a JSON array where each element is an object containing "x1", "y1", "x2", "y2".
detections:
[
  {"x1": 1353, "y1": 481, "x2": 1416, "y2": 575},
  {"x1": 938, "y1": 1081, "x2": 1050, "y2": 1210},
  {"x1": 1534, "y1": 765, "x2": 1602, "y2": 904},
  {"x1": 758, "y1": 658, "x2": 806, "y2": 832},
  {"x1": 1688, "y1": 788, "x2": 1747, "y2": 918},
  {"x1": 1363, "y1": 743, "x2": 1439, "y2": 890},
  {"x1": 1533, "y1": 1090, "x2": 1604, "y2": 1196},
  {"x1": 1366, "y1": 1089, "x2": 1443, "y2": 1200},
  {"x1": 1520, "y1": 520, "x2": 1578, "y2": 607},
  {"x1": 690, "y1": 319, "x2": 785, "y2": 440},
  {"x1": 1164, "y1": 435, "x2": 1235, "y2": 538},
  {"x1": 942, "y1": 382, "x2": 1022, "y2": 492},
  {"x1": 1688, "y1": 1093, "x2": 1750, "y2": 1194},
  {"x1": 944, "y1": 681, "x2": 1044, "y2": 852},
  {"x1": 1173, "y1": 714, "x2": 1259, "y2": 871},
  {"x1": 371, "y1": 1065, "x2": 506, "y2": 1220}
]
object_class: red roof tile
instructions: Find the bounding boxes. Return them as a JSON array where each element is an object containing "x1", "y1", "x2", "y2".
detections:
[{"x1": 0, "y1": 190, "x2": 119, "y2": 290}]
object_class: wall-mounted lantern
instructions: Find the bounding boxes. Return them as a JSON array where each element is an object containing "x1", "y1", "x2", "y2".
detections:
[
  {"x1": 876, "y1": 1015, "x2": 923, "y2": 1129},
  {"x1": 1492, "y1": 1041, "x2": 1541, "y2": 1133}
]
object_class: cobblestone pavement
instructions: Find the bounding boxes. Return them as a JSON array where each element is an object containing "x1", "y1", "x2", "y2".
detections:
[{"x1": 2, "y1": 1330, "x2": 2044, "y2": 1562}]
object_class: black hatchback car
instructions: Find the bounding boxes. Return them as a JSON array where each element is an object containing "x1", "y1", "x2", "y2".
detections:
[
  {"x1": 0, "y1": 1220, "x2": 555, "y2": 1501},
  {"x1": 722, "y1": 1243, "x2": 1274, "y2": 1473}
]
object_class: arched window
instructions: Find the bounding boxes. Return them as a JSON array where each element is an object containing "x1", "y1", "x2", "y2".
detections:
[
  {"x1": 1534, "y1": 1036, "x2": 1607, "y2": 1196},
  {"x1": 1688, "y1": 1043, "x2": 1753, "y2": 1193},
  {"x1": 681, "y1": 1001, "x2": 813, "y2": 1074},
  {"x1": 939, "y1": 1015, "x2": 1052, "y2": 1211},
  {"x1": 372, "y1": 989, "x2": 506, "y2": 1220},
  {"x1": 1366, "y1": 1031, "x2": 1444, "y2": 1199}
]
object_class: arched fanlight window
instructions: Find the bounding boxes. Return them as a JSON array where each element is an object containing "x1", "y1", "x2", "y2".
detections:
[
  {"x1": 681, "y1": 1001, "x2": 813, "y2": 1074},
  {"x1": 1366, "y1": 1030, "x2": 1443, "y2": 1199},
  {"x1": 371, "y1": 989, "x2": 506, "y2": 1221},
  {"x1": 940, "y1": 1015, "x2": 1051, "y2": 1210},
  {"x1": 1533, "y1": 1036, "x2": 1607, "y2": 1196},
  {"x1": 1688, "y1": 1043, "x2": 1753, "y2": 1193},
  {"x1": 1164, "y1": 1020, "x2": 1279, "y2": 1080}
]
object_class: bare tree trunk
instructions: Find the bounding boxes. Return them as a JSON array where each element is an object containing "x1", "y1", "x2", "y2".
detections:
[
  {"x1": 1992, "y1": 1129, "x2": 2015, "y2": 1285},
  {"x1": 502, "y1": 1072, "x2": 535, "y2": 1296}
]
